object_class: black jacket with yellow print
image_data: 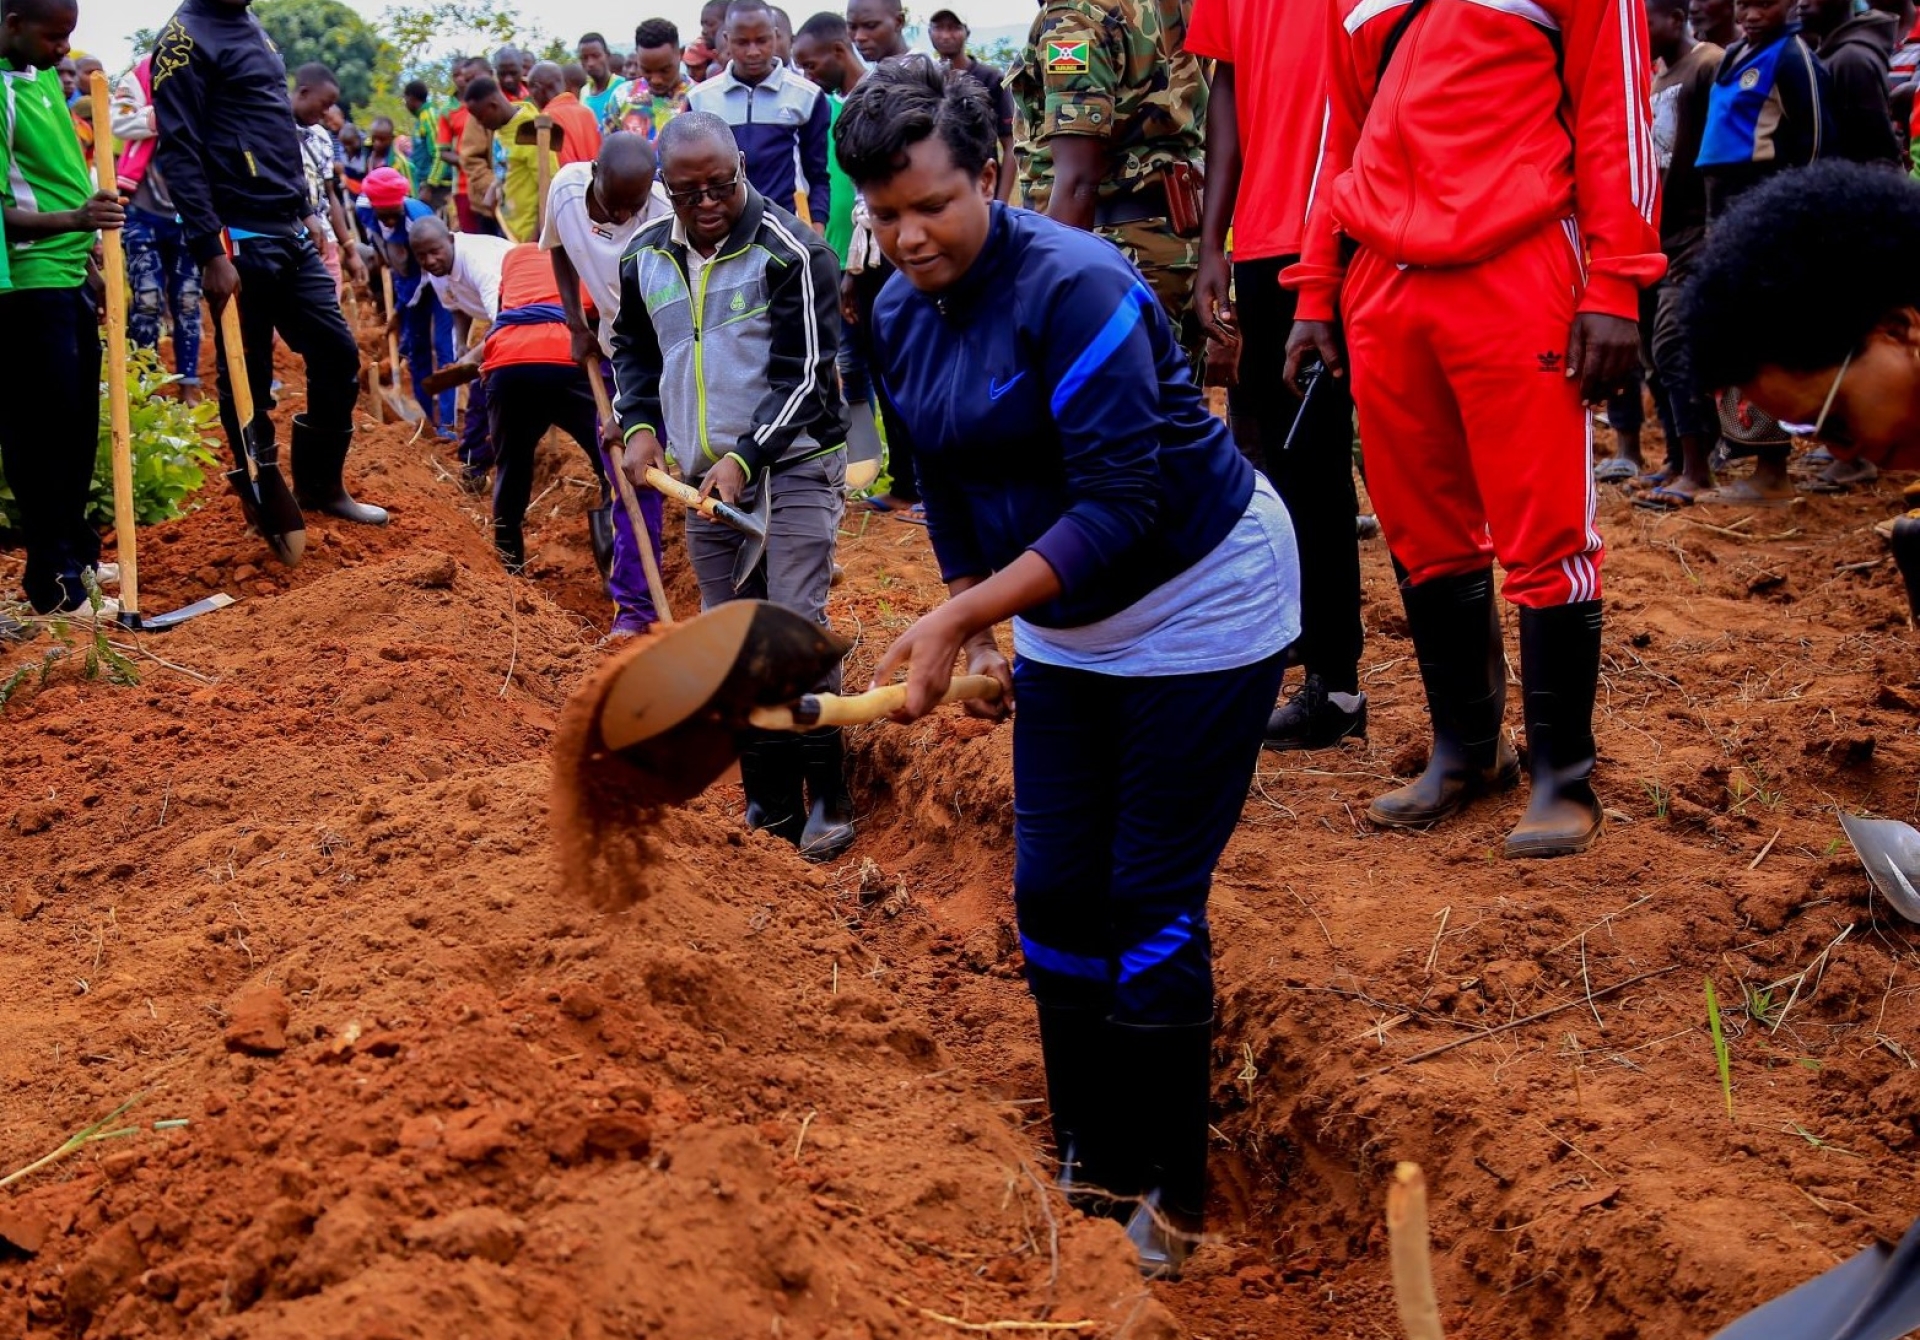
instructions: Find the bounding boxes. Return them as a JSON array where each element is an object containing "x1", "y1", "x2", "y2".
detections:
[{"x1": 151, "y1": 0, "x2": 313, "y2": 266}]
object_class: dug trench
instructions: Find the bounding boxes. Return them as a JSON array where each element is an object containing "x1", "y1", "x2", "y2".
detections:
[{"x1": 2, "y1": 351, "x2": 1920, "y2": 1338}]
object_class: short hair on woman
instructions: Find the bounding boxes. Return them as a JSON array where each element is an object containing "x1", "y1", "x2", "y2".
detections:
[
  {"x1": 1687, "y1": 161, "x2": 1920, "y2": 390},
  {"x1": 834, "y1": 55, "x2": 996, "y2": 187}
]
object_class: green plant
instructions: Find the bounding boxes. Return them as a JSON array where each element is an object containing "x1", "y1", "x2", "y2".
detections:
[
  {"x1": 1744, "y1": 983, "x2": 1781, "y2": 1028},
  {"x1": 1728, "y1": 761, "x2": 1783, "y2": 815},
  {"x1": 1642, "y1": 780, "x2": 1670, "y2": 818},
  {"x1": 1, "y1": 349, "x2": 221, "y2": 535},
  {"x1": 1705, "y1": 977, "x2": 1734, "y2": 1119}
]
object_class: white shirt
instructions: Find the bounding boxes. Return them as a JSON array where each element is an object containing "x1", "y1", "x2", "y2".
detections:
[
  {"x1": 539, "y1": 159, "x2": 672, "y2": 352},
  {"x1": 422, "y1": 232, "x2": 514, "y2": 321}
]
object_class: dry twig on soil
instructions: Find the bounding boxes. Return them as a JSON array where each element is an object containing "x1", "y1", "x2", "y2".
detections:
[
  {"x1": 894, "y1": 1301, "x2": 1098, "y2": 1333},
  {"x1": 1370, "y1": 966, "x2": 1681, "y2": 1076}
]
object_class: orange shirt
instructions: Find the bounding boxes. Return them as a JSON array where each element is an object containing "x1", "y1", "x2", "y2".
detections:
[
  {"x1": 483, "y1": 244, "x2": 583, "y2": 370},
  {"x1": 544, "y1": 91, "x2": 602, "y2": 166}
]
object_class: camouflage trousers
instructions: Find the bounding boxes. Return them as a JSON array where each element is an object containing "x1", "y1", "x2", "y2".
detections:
[{"x1": 1099, "y1": 216, "x2": 1203, "y2": 372}]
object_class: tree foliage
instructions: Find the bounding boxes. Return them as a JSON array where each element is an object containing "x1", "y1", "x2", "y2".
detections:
[{"x1": 255, "y1": 0, "x2": 387, "y2": 111}]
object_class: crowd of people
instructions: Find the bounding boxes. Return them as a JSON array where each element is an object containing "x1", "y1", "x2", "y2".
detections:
[{"x1": 8, "y1": 0, "x2": 1920, "y2": 1286}]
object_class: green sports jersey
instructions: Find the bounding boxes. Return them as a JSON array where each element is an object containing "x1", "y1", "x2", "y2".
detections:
[
  {"x1": 0, "y1": 59, "x2": 93, "y2": 291},
  {"x1": 825, "y1": 93, "x2": 853, "y2": 266}
]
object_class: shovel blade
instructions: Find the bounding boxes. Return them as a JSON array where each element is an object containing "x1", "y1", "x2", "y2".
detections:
[
  {"x1": 117, "y1": 592, "x2": 237, "y2": 633},
  {"x1": 580, "y1": 600, "x2": 849, "y2": 806},
  {"x1": 844, "y1": 404, "x2": 884, "y2": 492},
  {"x1": 226, "y1": 457, "x2": 308, "y2": 569},
  {"x1": 1711, "y1": 1243, "x2": 1893, "y2": 1340},
  {"x1": 729, "y1": 470, "x2": 775, "y2": 592},
  {"x1": 383, "y1": 387, "x2": 425, "y2": 424},
  {"x1": 1839, "y1": 814, "x2": 1920, "y2": 924}
]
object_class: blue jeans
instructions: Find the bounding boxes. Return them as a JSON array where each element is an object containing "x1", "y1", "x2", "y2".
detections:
[
  {"x1": 1011, "y1": 648, "x2": 1286, "y2": 1026},
  {"x1": 395, "y1": 278, "x2": 456, "y2": 428},
  {"x1": 124, "y1": 206, "x2": 202, "y2": 384}
]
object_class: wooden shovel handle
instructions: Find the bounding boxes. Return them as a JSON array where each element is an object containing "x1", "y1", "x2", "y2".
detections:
[
  {"x1": 91, "y1": 72, "x2": 141, "y2": 620},
  {"x1": 643, "y1": 466, "x2": 765, "y2": 538},
  {"x1": 585, "y1": 363, "x2": 674, "y2": 625},
  {"x1": 749, "y1": 675, "x2": 1004, "y2": 731},
  {"x1": 380, "y1": 266, "x2": 404, "y2": 392}
]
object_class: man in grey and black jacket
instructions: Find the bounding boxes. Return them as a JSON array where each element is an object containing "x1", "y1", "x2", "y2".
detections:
[{"x1": 610, "y1": 111, "x2": 852, "y2": 860}]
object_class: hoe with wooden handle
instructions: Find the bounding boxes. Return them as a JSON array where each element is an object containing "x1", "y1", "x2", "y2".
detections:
[{"x1": 556, "y1": 600, "x2": 998, "y2": 808}]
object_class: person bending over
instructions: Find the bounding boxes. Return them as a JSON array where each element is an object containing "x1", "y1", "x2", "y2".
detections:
[{"x1": 842, "y1": 61, "x2": 1300, "y2": 1277}]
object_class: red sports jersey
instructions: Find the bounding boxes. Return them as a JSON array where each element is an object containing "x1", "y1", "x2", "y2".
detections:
[
  {"x1": 1186, "y1": 0, "x2": 1330, "y2": 261},
  {"x1": 1285, "y1": 0, "x2": 1666, "y2": 323}
]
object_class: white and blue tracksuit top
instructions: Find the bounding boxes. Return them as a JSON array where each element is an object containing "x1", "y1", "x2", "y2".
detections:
[{"x1": 683, "y1": 63, "x2": 833, "y2": 218}]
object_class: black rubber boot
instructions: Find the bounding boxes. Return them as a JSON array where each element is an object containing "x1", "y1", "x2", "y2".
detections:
[
  {"x1": 494, "y1": 523, "x2": 526, "y2": 573},
  {"x1": 588, "y1": 504, "x2": 615, "y2": 580},
  {"x1": 1262, "y1": 673, "x2": 1368, "y2": 752},
  {"x1": 1368, "y1": 569, "x2": 1520, "y2": 828},
  {"x1": 1891, "y1": 514, "x2": 1920, "y2": 623},
  {"x1": 1036, "y1": 1004, "x2": 1132, "y2": 1218},
  {"x1": 1118, "y1": 1019, "x2": 1212, "y2": 1279},
  {"x1": 798, "y1": 727, "x2": 856, "y2": 862},
  {"x1": 1504, "y1": 601, "x2": 1604, "y2": 859},
  {"x1": 291, "y1": 414, "x2": 388, "y2": 525},
  {"x1": 740, "y1": 731, "x2": 806, "y2": 847}
]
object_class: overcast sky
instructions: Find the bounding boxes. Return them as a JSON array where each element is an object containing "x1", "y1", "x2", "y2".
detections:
[{"x1": 72, "y1": 0, "x2": 1036, "y2": 69}]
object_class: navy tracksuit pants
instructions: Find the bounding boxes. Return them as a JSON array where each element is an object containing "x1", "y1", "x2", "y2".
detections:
[{"x1": 1011, "y1": 648, "x2": 1285, "y2": 1027}]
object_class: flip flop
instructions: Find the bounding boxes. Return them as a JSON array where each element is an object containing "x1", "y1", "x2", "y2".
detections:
[
  {"x1": 1630, "y1": 467, "x2": 1676, "y2": 490},
  {"x1": 1594, "y1": 457, "x2": 1638, "y2": 482},
  {"x1": 893, "y1": 504, "x2": 927, "y2": 526},
  {"x1": 1634, "y1": 485, "x2": 1696, "y2": 510}
]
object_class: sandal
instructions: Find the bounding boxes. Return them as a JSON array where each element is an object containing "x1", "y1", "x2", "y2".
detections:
[
  {"x1": 1633, "y1": 485, "x2": 1696, "y2": 510},
  {"x1": 1594, "y1": 457, "x2": 1638, "y2": 482}
]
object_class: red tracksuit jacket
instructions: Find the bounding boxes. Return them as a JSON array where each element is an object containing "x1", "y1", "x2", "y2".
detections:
[{"x1": 1287, "y1": 0, "x2": 1667, "y2": 323}]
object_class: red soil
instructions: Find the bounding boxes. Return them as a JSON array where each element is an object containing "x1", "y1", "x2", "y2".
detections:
[{"x1": 4, "y1": 360, "x2": 1920, "y2": 1339}]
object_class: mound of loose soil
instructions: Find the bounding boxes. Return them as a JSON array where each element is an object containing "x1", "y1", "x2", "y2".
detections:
[{"x1": 9, "y1": 357, "x2": 1920, "y2": 1340}]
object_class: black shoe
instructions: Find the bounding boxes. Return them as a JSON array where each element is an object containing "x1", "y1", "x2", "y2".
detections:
[
  {"x1": 291, "y1": 414, "x2": 388, "y2": 525},
  {"x1": 1504, "y1": 602, "x2": 1604, "y2": 859},
  {"x1": 1036, "y1": 1004, "x2": 1132, "y2": 1218},
  {"x1": 1892, "y1": 515, "x2": 1920, "y2": 623},
  {"x1": 1262, "y1": 674, "x2": 1368, "y2": 752},
  {"x1": 1114, "y1": 1019, "x2": 1211, "y2": 1279},
  {"x1": 588, "y1": 504, "x2": 615, "y2": 580},
  {"x1": 494, "y1": 524, "x2": 527, "y2": 573},
  {"x1": 798, "y1": 727, "x2": 856, "y2": 862},
  {"x1": 1368, "y1": 569, "x2": 1520, "y2": 828},
  {"x1": 740, "y1": 731, "x2": 806, "y2": 847}
]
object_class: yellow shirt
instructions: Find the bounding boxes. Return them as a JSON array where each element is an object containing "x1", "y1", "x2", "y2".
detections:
[{"x1": 498, "y1": 102, "x2": 550, "y2": 241}]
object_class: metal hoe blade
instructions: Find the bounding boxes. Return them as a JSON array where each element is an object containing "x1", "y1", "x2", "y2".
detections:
[
  {"x1": 1839, "y1": 813, "x2": 1920, "y2": 924},
  {"x1": 585, "y1": 600, "x2": 849, "y2": 807}
]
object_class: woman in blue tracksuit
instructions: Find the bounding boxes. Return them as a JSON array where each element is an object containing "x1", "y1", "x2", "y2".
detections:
[{"x1": 842, "y1": 59, "x2": 1300, "y2": 1277}]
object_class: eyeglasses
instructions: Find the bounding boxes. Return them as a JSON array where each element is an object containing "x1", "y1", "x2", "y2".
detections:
[
  {"x1": 664, "y1": 173, "x2": 743, "y2": 206},
  {"x1": 1810, "y1": 349, "x2": 1853, "y2": 446}
]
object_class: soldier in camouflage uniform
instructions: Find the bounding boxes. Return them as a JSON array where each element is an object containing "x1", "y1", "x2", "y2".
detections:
[{"x1": 1009, "y1": 0, "x2": 1207, "y2": 366}]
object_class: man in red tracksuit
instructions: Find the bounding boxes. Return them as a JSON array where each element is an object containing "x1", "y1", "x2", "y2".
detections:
[{"x1": 1285, "y1": 0, "x2": 1664, "y2": 860}]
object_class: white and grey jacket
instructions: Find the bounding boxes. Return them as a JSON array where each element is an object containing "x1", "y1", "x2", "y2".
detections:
[{"x1": 610, "y1": 188, "x2": 847, "y2": 477}]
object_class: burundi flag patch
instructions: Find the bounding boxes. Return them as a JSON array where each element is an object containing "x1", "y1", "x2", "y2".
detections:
[{"x1": 1045, "y1": 39, "x2": 1090, "y2": 75}]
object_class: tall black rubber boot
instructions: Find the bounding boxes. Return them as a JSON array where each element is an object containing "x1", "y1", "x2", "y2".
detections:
[
  {"x1": 798, "y1": 727, "x2": 856, "y2": 862},
  {"x1": 1118, "y1": 1019, "x2": 1212, "y2": 1278},
  {"x1": 1367, "y1": 568, "x2": 1519, "y2": 827},
  {"x1": 740, "y1": 730, "x2": 806, "y2": 847},
  {"x1": 291, "y1": 414, "x2": 388, "y2": 525},
  {"x1": 587, "y1": 505, "x2": 615, "y2": 580},
  {"x1": 1504, "y1": 601, "x2": 1604, "y2": 859},
  {"x1": 494, "y1": 522, "x2": 526, "y2": 574},
  {"x1": 1036, "y1": 1004, "x2": 1133, "y2": 1218}
]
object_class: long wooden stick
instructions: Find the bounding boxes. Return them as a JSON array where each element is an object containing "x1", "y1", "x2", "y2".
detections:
[
  {"x1": 89, "y1": 72, "x2": 139, "y2": 623},
  {"x1": 585, "y1": 362, "x2": 673, "y2": 624},
  {"x1": 1387, "y1": 1163, "x2": 1447, "y2": 1340},
  {"x1": 1370, "y1": 965, "x2": 1680, "y2": 1075}
]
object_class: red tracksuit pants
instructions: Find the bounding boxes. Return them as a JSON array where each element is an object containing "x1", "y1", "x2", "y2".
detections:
[{"x1": 1344, "y1": 220, "x2": 1603, "y2": 608}]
